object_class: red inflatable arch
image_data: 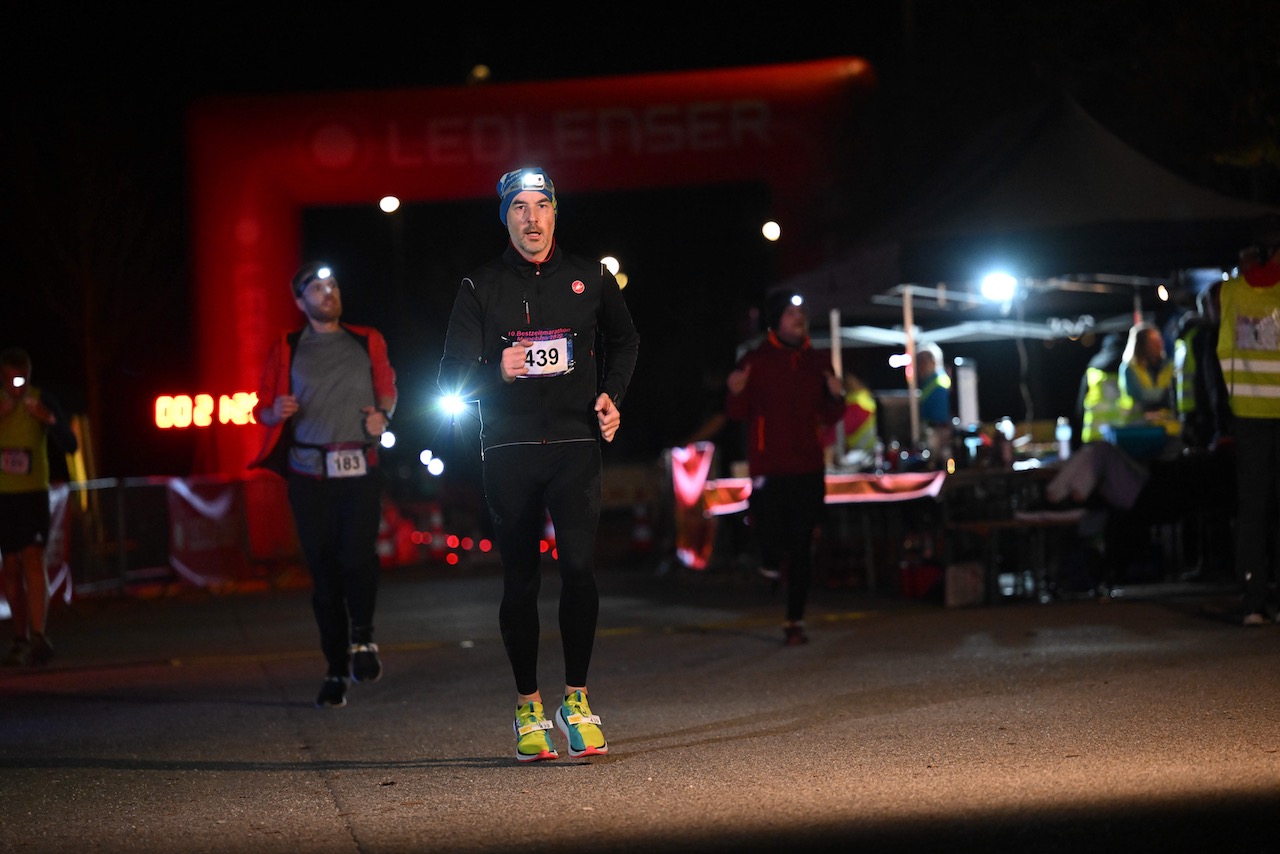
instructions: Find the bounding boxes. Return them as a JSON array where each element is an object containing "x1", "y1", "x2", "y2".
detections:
[{"x1": 186, "y1": 57, "x2": 874, "y2": 477}]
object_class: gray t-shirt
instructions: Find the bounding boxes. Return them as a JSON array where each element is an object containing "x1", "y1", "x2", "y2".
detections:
[{"x1": 288, "y1": 326, "x2": 376, "y2": 476}]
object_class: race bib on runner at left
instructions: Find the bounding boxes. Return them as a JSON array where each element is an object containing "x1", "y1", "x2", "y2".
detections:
[{"x1": 1, "y1": 447, "x2": 32, "y2": 476}]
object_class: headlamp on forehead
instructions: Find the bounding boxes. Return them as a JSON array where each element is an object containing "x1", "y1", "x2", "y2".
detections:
[
  {"x1": 291, "y1": 262, "x2": 335, "y2": 297},
  {"x1": 497, "y1": 167, "x2": 557, "y2": 224},
  {"x1": 11, "y1": 376, "x2": 24, "y2": 389},
  {"x1": 302, "y1": 266, "x2": 333, "y2": 288},
  {"x1": 763, "y1": 289, "x2": 806, "y2": 332}
]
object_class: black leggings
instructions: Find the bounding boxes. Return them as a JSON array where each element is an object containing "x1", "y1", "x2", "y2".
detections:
[
  {"x1": 751, "y1": 471, "x2": 826, "y2": 623},
  {"x1": 1235, "y1": 417, "x2": 1280, "y2": 612},
  {"x1": 483, "y1": 441, "x2": 602, "y2": 696},
  {"x1": 288, "y1": 470, "x2": 384, "y2": 676}
]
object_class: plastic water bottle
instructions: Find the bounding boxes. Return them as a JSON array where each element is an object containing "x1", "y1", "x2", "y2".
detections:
[
  {"x1": 996, "y1": 416, "x2": 1015, "y2": 467},
  {"x1": 1055, "y1": 416, "x2": 1072, "y2": 461}
]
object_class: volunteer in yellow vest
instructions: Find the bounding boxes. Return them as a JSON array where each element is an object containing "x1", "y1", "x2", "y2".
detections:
[
  {"x1": 1217, "y1": 220, "x2": 1280, "y2": 626},
  {"x1": 1076, "y1": 332, "x2": 1134, "y2": 444},
  {"x1": 824, "y1": 372, "x2": 879, "y2": 467},
  {"x1": 1, "y1": 347, "x2": 78, "y2": 667},
  {"x1": 1120, "y1": 322, "x2": 1177, "y2": 436},
  {"x1": 1174, "y1": 318, "x2": 1198, "y2": 415},
  {"x1": 914, "y1": 341, "x2": 951, "y2": 427}
]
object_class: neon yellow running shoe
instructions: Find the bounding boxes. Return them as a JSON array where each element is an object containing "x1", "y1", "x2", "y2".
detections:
[
  {"x1": 555, "y1": 690, "x2": 608, "y2": 757},
  {"x1": 514, "y1": 701, "x2": 558, "y2": 763}
]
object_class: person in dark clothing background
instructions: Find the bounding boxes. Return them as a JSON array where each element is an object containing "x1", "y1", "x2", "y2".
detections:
[
  {"x1": 1174, "y1": 282, "x2": 1233, "y2": 450},
  {"x1": 726, "y1": 290, "x2": 844, "y2": 645}
]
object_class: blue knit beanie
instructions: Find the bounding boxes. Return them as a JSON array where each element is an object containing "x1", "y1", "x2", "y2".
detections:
[{"x1": 497, "y1": 167, "x2": 557, "y2": 224}]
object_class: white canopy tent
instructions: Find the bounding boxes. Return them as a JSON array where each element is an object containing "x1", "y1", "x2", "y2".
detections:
[{"x1": 782, "y1": 92, "x2": 1280, "y2": 442}]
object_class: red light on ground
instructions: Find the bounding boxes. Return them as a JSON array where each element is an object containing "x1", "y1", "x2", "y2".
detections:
[
  {"x1": 410, "y1": 531, "x2": 424, "y2": 544},
  {"x1": 446, "y1": 534, "x2": 460, "y2": 548},
  {"x1": 539, "y1": 540, "x2": 549, "y2": 554},
  {"x1": 479, "y1": 539, "x2": 492, "y2": 552},
  {"x1": 460, "y1": 536, "x2": 474, "y2": 550},
  {"x1": 446, "y1": 553, "x2": 459, "y2": 566}
]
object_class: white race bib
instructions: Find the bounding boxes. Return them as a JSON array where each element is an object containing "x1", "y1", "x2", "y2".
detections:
[
  {"x1": 515, "y1": 330, "x2": 574, "y2": 378},
  {"x1": 1, "y1": 448, "x2": 32, "y2": 476},
  {"x1": 325, "y1": 447, "x2": 368, "y2": 478}
]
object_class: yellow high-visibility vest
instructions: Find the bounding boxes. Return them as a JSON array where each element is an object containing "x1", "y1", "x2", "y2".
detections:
[
  {"x1": 1174, "y1": 327, "x2": 1199, "y2": 415},
  {"x1": 1217, "y1": 274, "x2": 1280, "y2": 419},
  {"x1": 1080, "y1": 366, "x2": 1134, "y2": 443},
  {"x1": 0, "y1": 386, "x2": 53, "y2": 494},
  {"x1": 842, "y1": 387, "x2": 878, "y2": 454}
]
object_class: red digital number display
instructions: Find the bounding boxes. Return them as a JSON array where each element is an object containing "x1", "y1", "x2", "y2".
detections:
[{"x1": 155, "y1": 393, "x2": 258, "y2": 428}]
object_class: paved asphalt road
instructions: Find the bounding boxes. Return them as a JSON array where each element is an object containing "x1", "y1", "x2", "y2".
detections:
[{"x1": 2, "y1": 558, "x2": 1278, "y2": 854}]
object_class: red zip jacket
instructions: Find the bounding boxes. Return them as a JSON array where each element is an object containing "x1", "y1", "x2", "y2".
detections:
[
  {"x1": 249, "y1": 322, "x2": 397, "y2": 475},
  {"x1": 726, "y1": 331, "x2": 844, "y2": 476}
]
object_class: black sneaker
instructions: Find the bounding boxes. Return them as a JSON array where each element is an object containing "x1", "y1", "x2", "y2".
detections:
[
  {"x1": 25, "y1": 634, "x2": 53, "y2": 666},
  {"x1": 350, "y1": 643, "x2": 382, "y2": 683},
  {"x1": 783, "y1": 624, "x2": 809, "y2": 646},
  {"x1": 315, "y1": 676, "x2": 348, "y2": 708}
]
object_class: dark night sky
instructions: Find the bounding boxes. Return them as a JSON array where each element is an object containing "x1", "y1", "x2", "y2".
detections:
[{"x1": 2, "y1": 1, "x2": 1277, "y2": 477}]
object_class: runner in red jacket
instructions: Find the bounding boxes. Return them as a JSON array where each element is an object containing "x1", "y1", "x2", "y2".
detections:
[{"x1": 726, "y1": 290, "x2": 844, "y2": 645}]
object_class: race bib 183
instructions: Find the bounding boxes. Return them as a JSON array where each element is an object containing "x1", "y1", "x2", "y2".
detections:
[{"x1": 325, "y1": 447, "x2": 368, "y2": 478}]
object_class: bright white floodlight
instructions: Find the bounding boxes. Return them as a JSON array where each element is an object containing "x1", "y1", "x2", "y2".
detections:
[{"x1": 980, "y1": 271, "x2": 1018, "y2": 303}]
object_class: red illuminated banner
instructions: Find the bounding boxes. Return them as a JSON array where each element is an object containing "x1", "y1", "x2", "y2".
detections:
[{"x1": 187, "y1": 58, "x2": 874, "y2": 476}]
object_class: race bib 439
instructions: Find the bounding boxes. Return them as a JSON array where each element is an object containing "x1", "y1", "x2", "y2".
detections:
[{"x1": 514, "y1": 329, "x2": 575, "y2": 378}]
